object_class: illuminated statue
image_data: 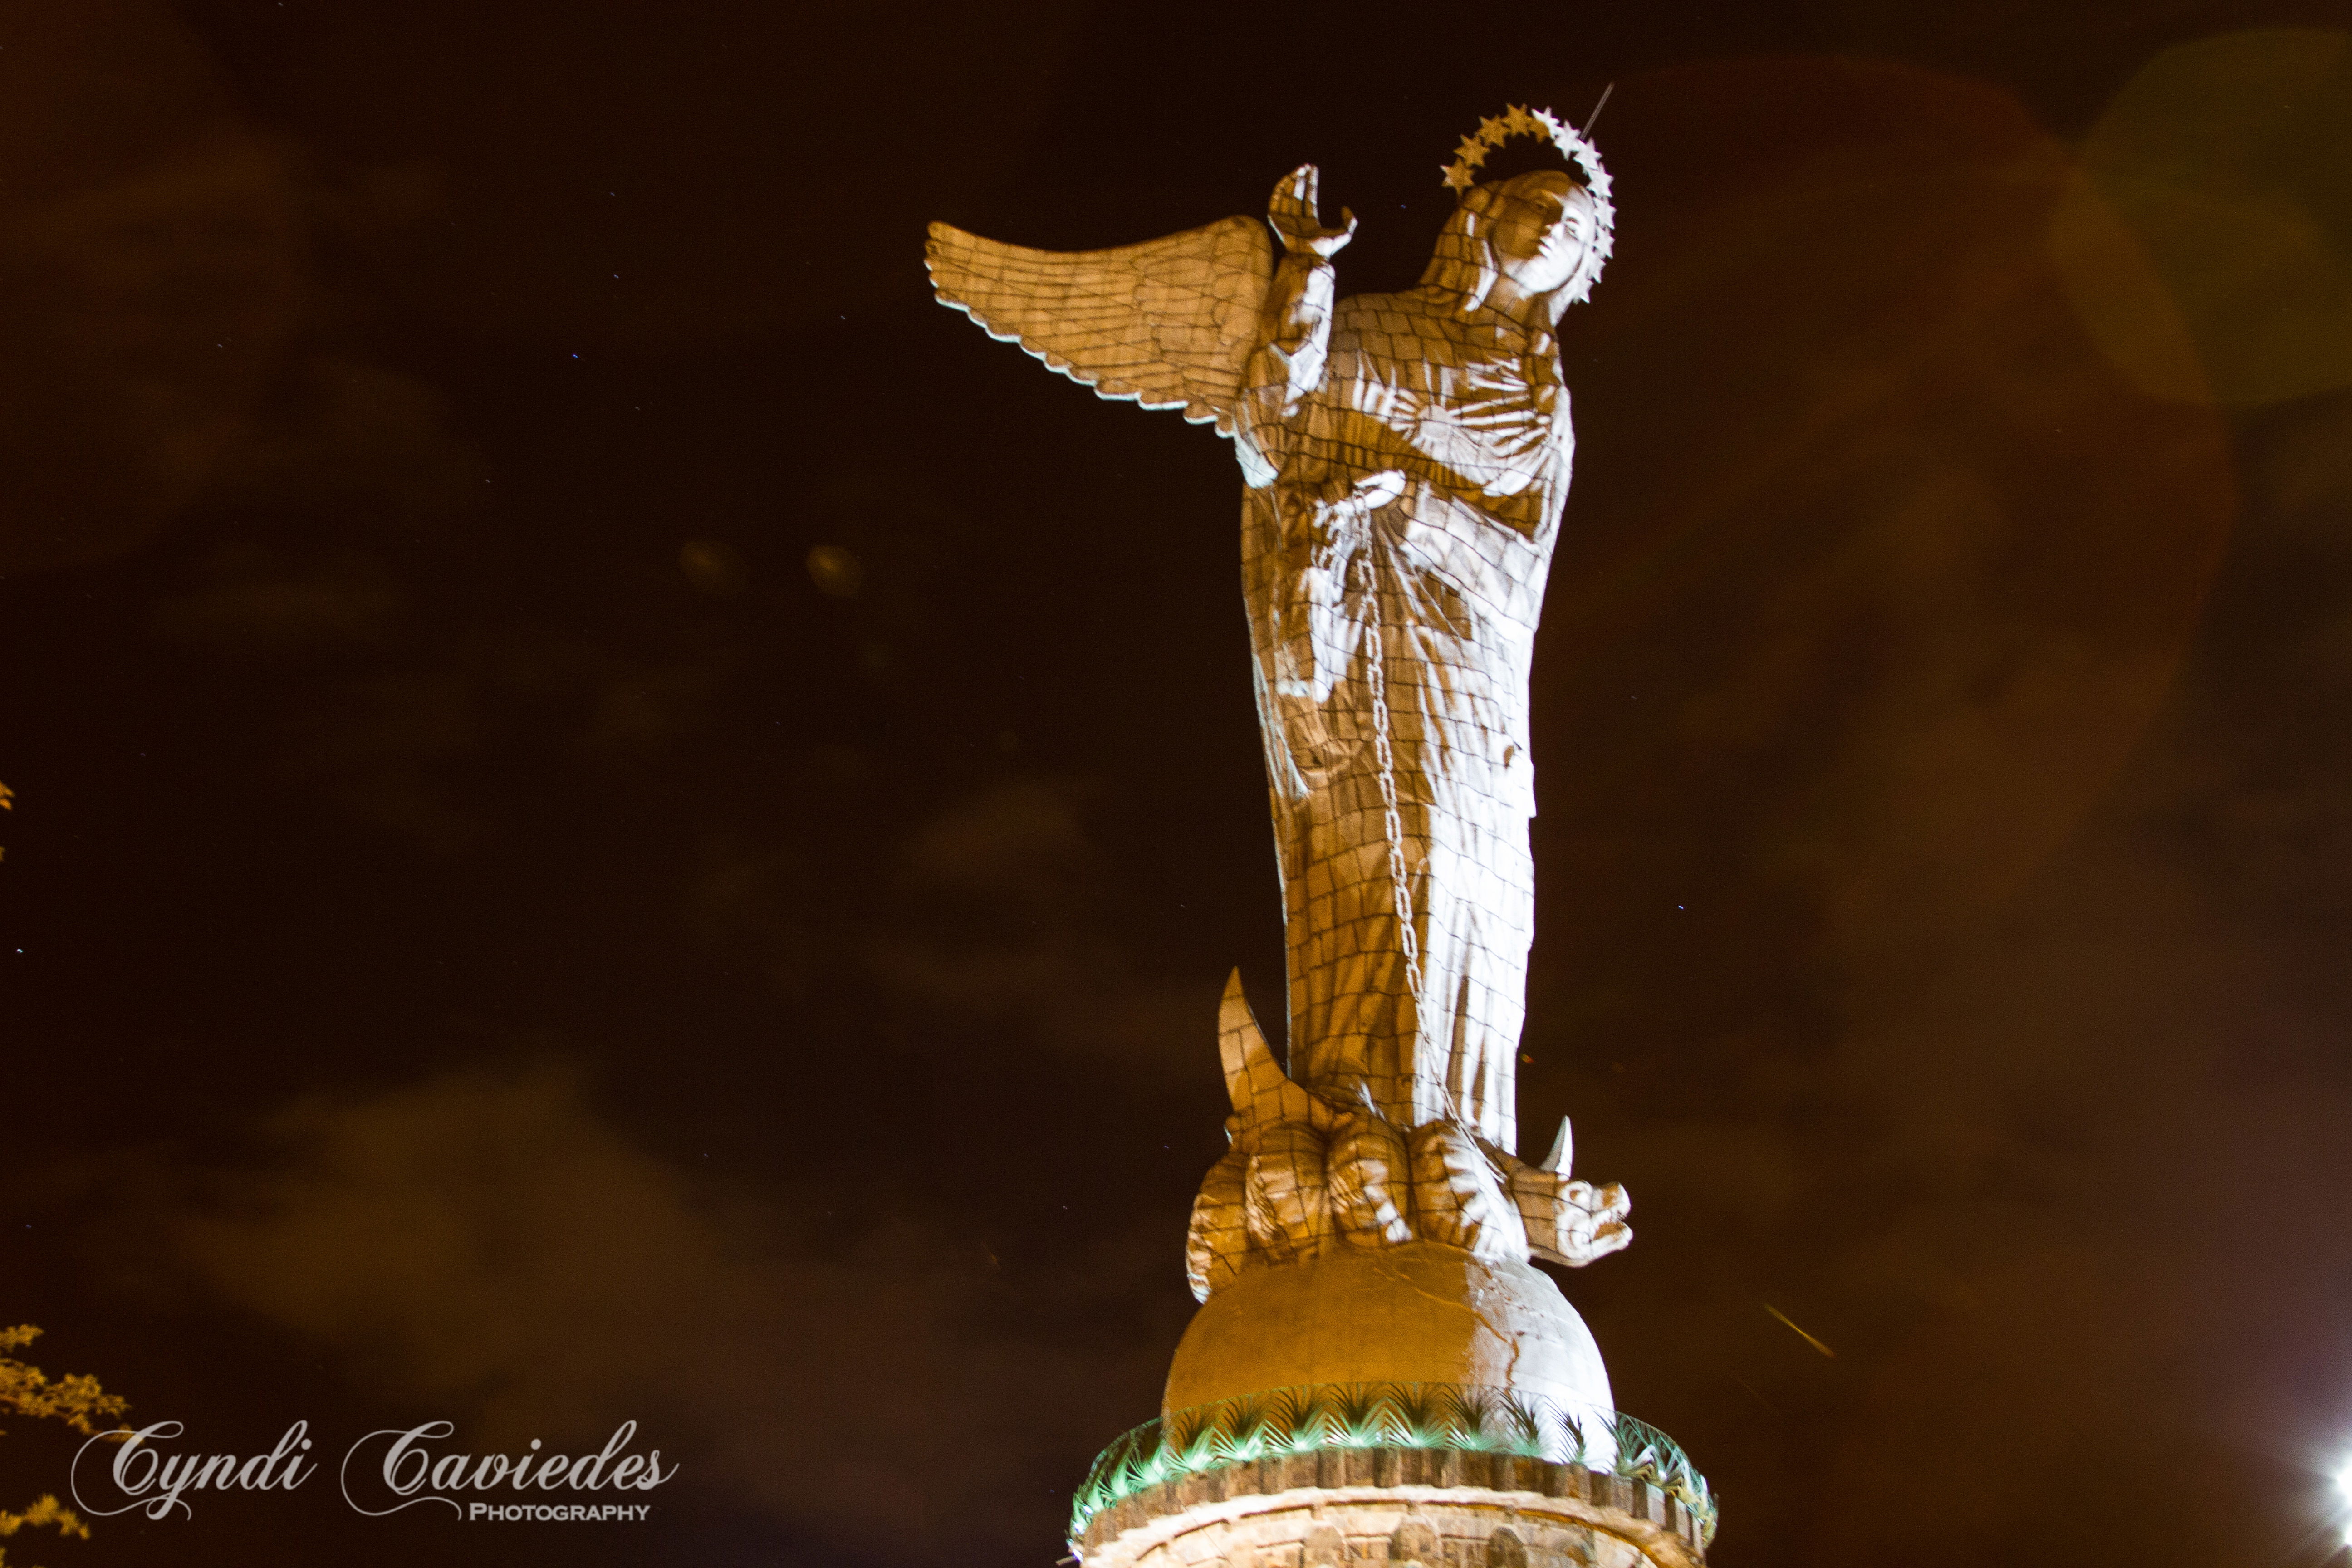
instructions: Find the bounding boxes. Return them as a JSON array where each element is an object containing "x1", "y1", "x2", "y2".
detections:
[{"x1": 928, "y1": 107, "x2": 1632, "y2": 1300}]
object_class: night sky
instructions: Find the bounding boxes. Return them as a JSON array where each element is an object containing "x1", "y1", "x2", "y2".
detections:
[{"x1": 3, "y1": 2, "x2": 2351, "y2": 1565}]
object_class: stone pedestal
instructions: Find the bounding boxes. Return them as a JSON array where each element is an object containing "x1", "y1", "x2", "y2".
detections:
[{"x1": 1076, "y1": 1453, "x2": 1709, "y2": 1568}]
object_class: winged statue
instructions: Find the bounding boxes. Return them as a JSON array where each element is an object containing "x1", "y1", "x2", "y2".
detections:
[{"x1": 928, "y1": 107, "x2": 1635, "y2": 1302}]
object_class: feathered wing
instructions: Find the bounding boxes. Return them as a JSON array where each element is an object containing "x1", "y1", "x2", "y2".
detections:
[{"x1": 925, "y1": 215, "x2": 1273, "y2": 437}]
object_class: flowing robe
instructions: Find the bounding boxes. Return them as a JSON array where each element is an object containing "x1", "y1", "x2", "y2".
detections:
[{"x1": 1235, "y1": 271, "x2": 1572, "y2": 1153}]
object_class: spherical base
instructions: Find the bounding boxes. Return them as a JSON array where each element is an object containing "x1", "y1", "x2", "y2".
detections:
[{"x1": 1164, "y1": 1242, "x2": 1613, "y2": 1419}]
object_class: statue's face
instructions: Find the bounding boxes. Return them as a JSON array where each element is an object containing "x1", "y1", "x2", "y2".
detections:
[{"x1": 1490, "y1": 174, "x2": 1597, "y2": 298}]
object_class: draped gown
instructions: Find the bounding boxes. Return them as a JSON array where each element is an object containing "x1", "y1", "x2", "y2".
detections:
[{"x1": 1234, "y1": 279, "x2": 1572, "y2": 1155}]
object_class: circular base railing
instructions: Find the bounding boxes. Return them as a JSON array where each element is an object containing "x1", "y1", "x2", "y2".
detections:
[{"x1": 1070, "y1": 1382, "x2": 1714, "y2": 1548}]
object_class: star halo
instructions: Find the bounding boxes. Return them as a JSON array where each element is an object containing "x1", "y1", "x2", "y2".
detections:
[{"x1": 1441, "y1": 104, "x2": 1616, "y2": 299}]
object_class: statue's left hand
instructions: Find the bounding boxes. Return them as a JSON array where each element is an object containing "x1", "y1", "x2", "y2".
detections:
[{"x1": 1267, "y1": 164, "x2": 1357, "y2": 259}]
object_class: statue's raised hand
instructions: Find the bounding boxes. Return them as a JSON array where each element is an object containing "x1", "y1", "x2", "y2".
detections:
[{"x1": 1267, "y1": 164, "x2": 1356, "y2": 259}]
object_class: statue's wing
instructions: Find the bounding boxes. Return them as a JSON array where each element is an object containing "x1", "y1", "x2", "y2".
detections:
[{"x1": 925, "y1": 215, "x2": 1273, "y2": 437}]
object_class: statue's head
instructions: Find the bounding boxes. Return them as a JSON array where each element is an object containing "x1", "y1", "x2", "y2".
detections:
[
  {"x1": 1422, "y1": 172, "x2": 1604, "y2": 319},
  {"x1": 1426, "y1": 105, "x2": 1616, "y2": 322}
]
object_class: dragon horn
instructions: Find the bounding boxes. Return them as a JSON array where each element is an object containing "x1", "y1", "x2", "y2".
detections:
[
  {"x1": 1218, "y1": 970, "x2": 1323, "y2": 1128},
  {"x1": 1542, "y1": 1114, "x2": 1574, "y2": 1175}
]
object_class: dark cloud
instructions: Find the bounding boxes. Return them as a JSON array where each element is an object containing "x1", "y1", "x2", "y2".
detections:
[
  {"x1": 166, "y1": 1058, "x2": 1185, "y2": 1557},
  {"x1": 680, "y1": 773, "x2": 1222, "y2": 1069},
  {"x1": 0, "y1": 0, "x2": 302, "y2": 576},
  {"x1": 196, "y1": 356, "x2": 487, "y2": 533},
  {"x1": 2068, "y1": 27, "x2": 2352, "y2": 407},
  {"x1": 152, "y1": 544, "x2": 404, "y2": 652},
  {"x1": 869, "y1": 778, "x2": 1210, "y2": 1065},
  {"x1": 0, "y1": 2, "x2": 488, "y2": 581},
  {"x1": 194, "y1": 0, "x2": 1091, "y2": 348}
]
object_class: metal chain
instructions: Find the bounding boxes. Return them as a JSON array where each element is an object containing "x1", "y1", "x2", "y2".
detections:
[{"x1": 1357, "y1": 544, "x2": 1422, "y2": 1002}]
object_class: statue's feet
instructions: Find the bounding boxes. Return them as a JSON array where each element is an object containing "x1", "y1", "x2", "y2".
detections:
[
  {"x1": 1405, "y1": 1119, "x2": 1528, "y2": 1261},
  {"x1": 1183, "y1": 970, "x2": 1631, "y2": 1301},
  {"x1": 1184, "y1": 1106, "x2": 1632, "y2": 1299}
]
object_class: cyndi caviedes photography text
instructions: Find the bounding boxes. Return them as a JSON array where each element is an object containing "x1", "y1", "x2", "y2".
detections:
[{"x1": 71, "y1": 1417, "x2": 676, "y2": 1522}]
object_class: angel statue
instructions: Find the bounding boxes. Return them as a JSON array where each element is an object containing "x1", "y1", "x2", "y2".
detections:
[{"x1": 928, "y1": 107, "x2": 1633, "y2": 1302}]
